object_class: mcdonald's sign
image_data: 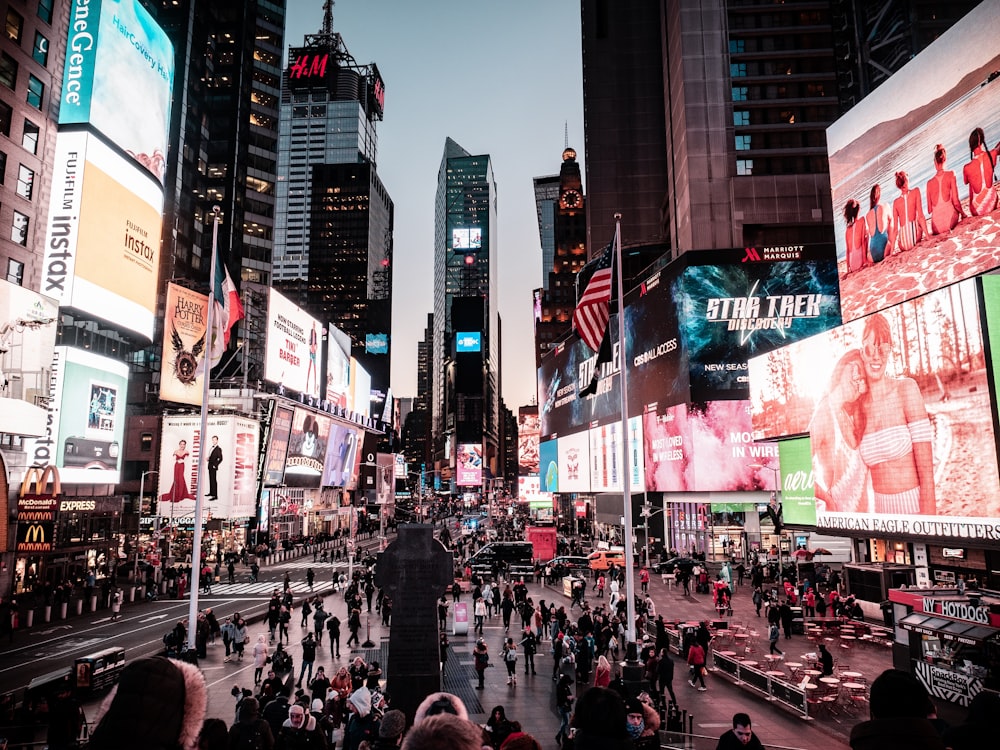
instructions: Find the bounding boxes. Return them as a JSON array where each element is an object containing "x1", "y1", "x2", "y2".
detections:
[
  {"x1": 19, "y1": 465, "x2": 61, "y2": 499},
  {"x1": 16, "y1": 519, "x2": 54, "y2": 552}
]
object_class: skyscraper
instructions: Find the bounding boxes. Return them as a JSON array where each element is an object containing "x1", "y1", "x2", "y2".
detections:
[
  {"x1": 272, "y1": 4, "x2": 392, "y2": 406},
  {"x1": 433, "y1": 138, "x2": 499, "y2": 485}
]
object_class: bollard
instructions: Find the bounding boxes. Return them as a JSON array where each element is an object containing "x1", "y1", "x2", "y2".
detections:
[
  {"x1": 90, "y1": 595, "x2": 98, "y2": 612},
  {"x1": 60, "y1": 602, "x2": 68, "y2": 619},
  {"x1": 24, "y1": 609, "x2": 32, "y2": 628},
  {"x1": 76, "y1": 599, "x2": 83, "y2": 616},
  {"x1": 129, "y1": 586, "x2": 136, "y2": 603},
  {"x1": 44, "y1": 604, "x2": 52, "y2": 623}
]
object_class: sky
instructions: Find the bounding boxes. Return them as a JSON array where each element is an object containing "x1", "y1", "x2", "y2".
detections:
[{"x1": 285, "y1": 0, "x2": 585, "y2": 410}]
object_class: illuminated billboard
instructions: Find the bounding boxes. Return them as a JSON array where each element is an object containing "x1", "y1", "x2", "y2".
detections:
[
  {"x1": 538, "y1": 335, "x2": 620, "y2": 439},
  {"x1": 642, "y1": 400, "x2": 778, "y2": 492},
  {"x1": 749, "y1": 278, "x2": 1000, "y2": 540},
  {"x1": 325, "y1": 324, "x2": 351, "y2": 409},
  {"x1": 365, "y1": 333, "x2": 388, "y2": 355},
  {"x1": 350, "y1": 359, "x2": 372, "y2": 418},
  {"x1": 41, "y1": 132, "x2": 164, "y2": 340},
  {"x1": 452, "y1": 227, "x2": 482, "y2": 251},
  {"x1": 518, "y1": 475, "x2": 552, "y2": 509},
  {"x1": 589, "y1": 422, "x2": 623, "y2": 493},
  {"x1": 827, "y1": 3, "x2": 1000, "y2": 323},
  {"x1": 322, "y1": 423, "x2": 359, "y2": 488},
  {"x1": 263, "y1": 404, "x2": 293, "y2": 485},
  {"x1": 539, "y1": 439, "x2": 558, "y2": 492},
  {"x1": 157, "y1": 415, "x2": 260, "y2": 520},
  {"x1": 284, "y1": 407, "x2": 331, "y2": 488},
  {"x1": 0, "y1": 280, "x2": 58, "y2": 380},
  {"x1": 556, "y1": 430, "x2": 589, "y2": 493},
  {"x1": 456, "y1": 332, "x2": 481, "y2": 353},
  {"x1": 264, "y1": 288, "x2": 322, "y2": 399},
  {"x1": 160, "y1": 283, "x2": 208, "y2": 405},
  {"x1": 60, "y1": 0, "x2": 174, "y2": 183},
  {"x1": 23, "y1": 347, "x2": 128, "y2": 484},
  {"x1": 457, "y1": 443, "x2": 483, "y2": 487},
  {"x1": 517, "y1": 411, "x2": 540, "y2": 475}
]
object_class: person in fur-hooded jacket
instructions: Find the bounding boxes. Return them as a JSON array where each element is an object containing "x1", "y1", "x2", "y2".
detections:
[
  {"x1": 628, "y1": 693, "x2": 662, "y2": 750},
  {"x1": 88, "y1": 656, "x2": 207, "y2": 750},
  {"x1": 275, "y1": 701, "x2": 327, "y2": 749}
]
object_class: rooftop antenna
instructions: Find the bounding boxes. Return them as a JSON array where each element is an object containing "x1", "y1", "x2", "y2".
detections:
[
  {"x1": 564, "y1": 121, "x2": 569, "y2": 149},
  {"x1": 322, "y1": 0, "x2": 334, "y2": 36}
]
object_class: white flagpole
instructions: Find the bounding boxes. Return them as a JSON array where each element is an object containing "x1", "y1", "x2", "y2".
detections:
[
  {"x1": 187, "y1": 205, "x2": 221, "y2": 650},
  {"x1": 613, "y1": 214, "x2": 639, "y2": 654}
]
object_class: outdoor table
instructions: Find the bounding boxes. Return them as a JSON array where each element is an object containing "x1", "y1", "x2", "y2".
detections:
[
  {"x1": 840, "y1": 635, "x2": 856, "y2": 640},
  {"x1": 804, "y1": 669, "x2": 822, "y2": 677},
  {"x1": 841, "y1": 671, "x2": 863, "y2": 679},
  {"x1": 802, "y1": 683, "x2": 819, "y2": 690},
  {"x1": 766, "y1": 670, "x2": 785, "y2": 678},
  {"x1": 785, "y1": 662, "x2": 803, "y2": 668},
  {"x1": 820, "y1": 676, "x2": 840, "y2": 685},
  {"x1": 842, "y1": 682, "x2": 866, "y2": 690},
  {"x1": 718, "y1": 650, "x2": 737, "y2": 657},
  {"x1": 739, "y1": 660, "x2": 758, "y2": 667}
]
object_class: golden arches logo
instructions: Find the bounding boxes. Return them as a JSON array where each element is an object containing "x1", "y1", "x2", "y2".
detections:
[
  {"x1": 19, "y1": 465, "x2": 61, "y2": 498},
  {"x1": 23, "y1": 523, "x2": 45, "y2": 544}
]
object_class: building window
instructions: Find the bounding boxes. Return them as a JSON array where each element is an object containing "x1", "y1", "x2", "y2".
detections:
[
  {"x1": 730, "y1": 63, "x2": 747, "y2": 78},
  {"x1": 732, "y1": 86, "x2": 748, "y2": 102},
  {"x1": 734, "y1": 110, "x2": 749, "y2": 127},
  {"x1": 140, "y1": 433, "x2": 153, "y2": 452},
  {"x1": 22, "y1": 120, "x2": 38, "y2": 153},
  {"x1": 0, "y1": 101, "x2": 11, "y2": 136},
  {"x1": 0, "y1": 52, "x2": 17, "y2": 90},
  {"x1": 32, "y1": 32, "x2": 48, "y2": 66},
  {"x1": 736, "y1": 159, "x2": 754, "y2": 176},
  {"x1": 735, "y1": 135, "x2": 752, "y2": 151},
  {"x1": 11, "y1": 210, "x2": 28, "y2": 245},
  {"x1": 37, "y1": 0, "x2": 54, "y2": 25},
  {"x1": 26, "y1": 75, "x2": 43, "y2": 109},
  {"x1": 5, "y1": 9, "x2": 23, "y2": 43},
  {"x1": 0, "y1": 151, "x2": 6, "y2": 183},
  {"x1": 7, "y1": 258, "x2": 23, "y2": 285},
  {"x1": 729, "y1": 39, "x2": 745, "y2": 54},
  {"x1": 16, "y1": 164, "x2": 33, "y2": 199}
]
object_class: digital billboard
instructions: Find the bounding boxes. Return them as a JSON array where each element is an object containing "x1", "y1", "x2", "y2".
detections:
[
  {"x1": 157, "y1": 415, "x2": 260, "y2": 520},
  {"x1": 160, "y1": 283, "x2": 208, "y2": 405},
  {"x1": 749, "y1": 278, "x2": 1000, "y2": 540},
  {"x1": 0, "y1": 281, "x2": 58, "y2": 378},
  {"x1": 325, "y1": 324, "x2": 351, "y2": 409},
  {"x1": 365, "y1": 333, "x2": 388, "y2": 355},
  {"x1": 284, "y1": 407, "x2": 331, "y2": 488},
  {"x1": 668, "y1": 247, "x2": 841, "y2": 403},
  {"x1": 589, "y1": 422, "x2": 623, "y2": 493},
  {"x1": 41, "y1": 132, "x2": 164, "y2": 340},
  {"x1": 538, "y1": 334, "x2": 620, "y2": 439},
  {"x1": 457, "y1": 443, "x2": 483, "y2": 487},
  {"x1": 350, "y1": 359, "x2": 372, "y2": 418},
  {"x1": 642, "y1": 400, "x2": 778, "y2": 492},
  {"x1": 60, "y1": 0, "x2": 174, "y2": 182},
  {"x1": 518, "y1": 475, "x2": 552, "y2": 510},
  {"x1": 556, "y1": 430, "x2": 590, "y2": 493},
  {"x1": 539, "y1": 439, "x2": 558, "y2": 493},
  {"x1": 322, "y1": 423, "x2": 359, "y2": 488},
  {"x1": 827, "y1": 3, "x2": 1000, "y2": 323},
  {"x1": 23, "y1": 347, "x2": 128, "y2": 484},
  {"x1": 517, "y1": 411, "x2": 540, "y2": 475},
  {"x1": 264, "y1": 288, "x2": 322, "y2": 399},
  {"x1": 452, "y1": 227, "x2": 482, "y2": 251},
  {"x1": 263, "y1": 404, "x2": 293, "y2": 485},
  {"x1": 456, "y1": 332, "x2": 482, "y2": 353}
]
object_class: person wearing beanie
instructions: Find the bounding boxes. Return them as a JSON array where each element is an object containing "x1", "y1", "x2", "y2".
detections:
[
  {"x1": 88, "y1": 656, "x2": 207, "y2": 750},
  {"x1": 371, "y1": 708, "x2": 407, "y2": 749},
  {"x1": 499, "y1": 731, "x2": 542, "y2": 750},
  {"x1": 628, "y1": 694, "x2": 662, "y2": 750},
  {"x1": 344, "y1": 686, "x2": 377, "y2": 750},
  {"x1": 276, "y1": 702, "x2": 327, "y2": 749},
  {"x1": 229, "y1": 696, "x2": 275, "y2": 750},
  {"x1": 412, "y1": 692, "x2": 470, "y2": 725}
]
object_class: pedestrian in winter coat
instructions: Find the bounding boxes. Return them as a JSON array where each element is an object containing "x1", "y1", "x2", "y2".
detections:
[
  {"x1": 687, "y1": 642, "x2": 706, "y2": 690},
  {"x1": 473, "y1": 638, "x2": 490, "y2": 690},
  {"x1": 658, "y1": 648, "x2": 677, "y2": 705},
  {"x1": 253, "y1": 634, "x2": 270, "y2": 684}
]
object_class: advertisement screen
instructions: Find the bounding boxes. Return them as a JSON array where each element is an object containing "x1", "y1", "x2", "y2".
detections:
[
  {"x1": 284, "y1": 407, "x2": 331, "y2": 488},
  {"x1": 325, "y1": 324, "x2": 351, "y2": 409},
  {"x1": 160, "y1": 283, "x2": 208, "y2": 405},
  {"x1": 60, "y1": 0, "x2": 174, "y2": 183},
  {"x1": 157, "y1": 415, "x2": 259, "y2": 520},
  {"x1": 518, "y1": 475, "x2": 552, "y2": 509},
  {"x1": 365, "y1": 333, "x2": 388, "y2": 355},
  {"x1": 517, "y1": 411, "x2": 540, "y2": 475},
  {"x1": 0, "y1": 281, "x2": 58, "y2": 377},
  {"x1": 322, "y1": 423, "x2": 359, "y2": 488},
  {"x1": 642, "y1": 400, "x2": 778, "y2": 492},
  {"x1": 556, "y1": 430, "x2": 590, "y2": 493},
  {"x1": 457, "y1": 443, "x2": 483, "y2": 487},
  {"x1": 589, "y1": 422, "x2": 624, "y2": 493},
  {"x1": 452, "y1": 227, "x2": 482, "y2": 251},
  {"x1": 350, "y1": 359, "x2": 372, "y2": 418},
  {"x1": 539, "y1": 439, "x2": 558, "y2": 492},
  {"x1": 23, "y1": 347, "x2": 128, "y2": 484},
  {"x1": 264, "y1": 288, "x2": 322, "y2": 399},
  {"x1": 42, "y1": 132, "x2": 164, "y2": 340},
  {"x1": 264, "y1": 404, "x2": 293, "y2": 485},
  {"x1": 538, "y1": 335, "x2": 621, "y2": 439},
  {"x1": 749, "y1": 278, "x2": 1000, "y2": 540},
  {"x1": 671, "y1": 247, "x2": 841, "y2": 403},
  {"x1": 827, "y1": 3, "x2": 1000, "y2": 323},
  {"x1": 456, "y1": 332, "x2": 482, "y2": 353}
]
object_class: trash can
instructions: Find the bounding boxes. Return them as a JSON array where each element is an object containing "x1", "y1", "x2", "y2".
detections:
[{"x1": 880, "y1": 600, "x2": 894, "y2": 627}]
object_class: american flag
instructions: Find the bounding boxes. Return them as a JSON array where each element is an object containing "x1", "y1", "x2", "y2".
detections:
[{"x1": 572, "y1": 243, "x2": 614, "y2": 353}]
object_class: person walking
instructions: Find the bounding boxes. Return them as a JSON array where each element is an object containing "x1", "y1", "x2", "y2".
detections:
[
  {"x1": 658, "y1": 647, "x2": 677, "y2": 706},
  {"x1": 298, "y1": 632, "x2": 317, "y2": 688},
  {"x1": 501, "y1": 636, "x2": 518, "y2": 686},
  {"x1": 300, "y1": 598, "x2": 312, "y2": 628},
  {"x1": 326, "y1": 614, "x2": 341, "y2": 658},
  {"x1": 346, "y1": 608, "x2": 361, "y2": 648},
  {"x1": 473, "y1": 638, "x2": 490, "y2": 690},
  {"x1": 110, "y1": 589, "x2": 122, "y2": 621},
  {"x1": 278, "y1": 606, "x2": 291, "y2": 644},
  {"x1": 520, "y1": 627, "x2": 537, "y2": 675},
  {"x1": 768, "y1": 622, "x2": 783, "y2": 656},
  {"x1": 306, "y1": 568, "x2": 315, "y2": 592},
  {"x1": 253, "y1": 634, "x2": 269, "y2": 685},
  {"x1": 313, "y1": 603, "x2": 330, "y2": 645},
  {"x1": 555, "y1": 673, "x2": 574, "y2": 745},
  {"x1": 233, "y1": 617, "x2": 248, "y2": 661},
  {"x1": 474, "y1": 596, "x2": 486, "y2": 635},
  {"x1": 687, "y1": 641, "x2": 707, "y2": 691}
]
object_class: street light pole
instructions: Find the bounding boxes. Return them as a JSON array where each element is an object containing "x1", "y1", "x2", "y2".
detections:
[
  {"x1": 137, "y1": 470, "x2": 158, "y2": 580},
  {"x1": 640, "y1": 503, "x2": 666, "y2": 573},
  {"x1": 749, "y1": 462, "x2": 781, "y2": 564}
]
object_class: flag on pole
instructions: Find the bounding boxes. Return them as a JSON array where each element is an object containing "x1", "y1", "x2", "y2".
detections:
[
  {"x1": 209, "y1": 253, "x2": 245, "y2": 367},
  {"x1": 572, "y1": 243, "x2": 614, "y2": 353}
]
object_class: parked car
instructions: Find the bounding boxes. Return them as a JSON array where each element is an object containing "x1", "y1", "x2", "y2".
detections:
[
  {"x1": 652, "y1": 556, "x2": 697, "y2": 574},
  {"x1": 544, "y1": 555, "x2": 592, "y2": 574}
]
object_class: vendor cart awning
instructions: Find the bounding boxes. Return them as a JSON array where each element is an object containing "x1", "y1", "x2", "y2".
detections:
[{"x1": 899, "y1": 612, "x2": 1000, "y2": 645}]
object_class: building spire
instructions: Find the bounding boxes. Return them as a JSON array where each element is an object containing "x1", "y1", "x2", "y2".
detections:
[
  {"x1": 322, "y1": 0, "x2": 334, "y2": 36},
  {"x1": 564, "y1": 121, "x2": 569, "y2": 149}
]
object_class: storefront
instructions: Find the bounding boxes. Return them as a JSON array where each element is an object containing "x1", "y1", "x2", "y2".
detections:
[{"x1": 889, "y1": 588, "x2": 1000, "y2": 706}]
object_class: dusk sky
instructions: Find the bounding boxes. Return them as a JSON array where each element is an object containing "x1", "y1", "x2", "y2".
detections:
[{"x1": 286, "y1": 0, "x2": 585, "y2": 409}]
